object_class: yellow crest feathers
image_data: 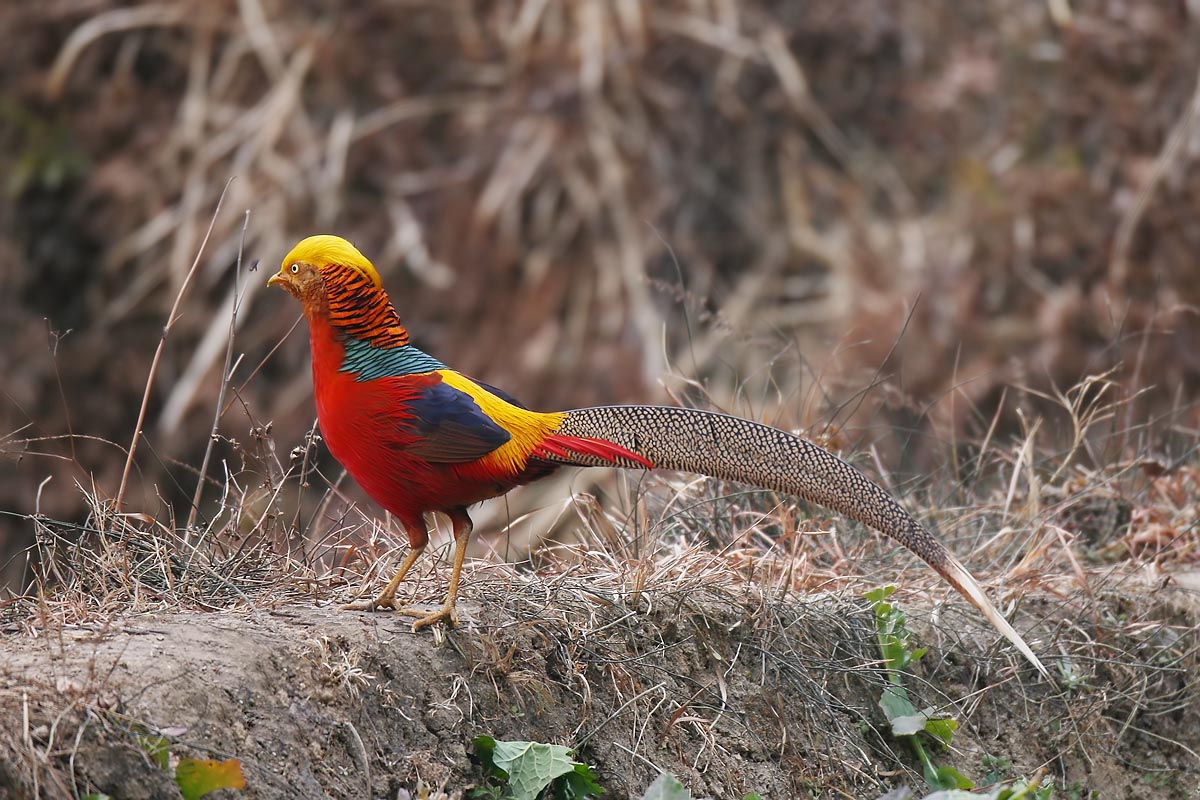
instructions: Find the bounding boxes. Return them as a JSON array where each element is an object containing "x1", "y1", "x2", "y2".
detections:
[{"x1": 282, "y1": 235, "x2": 382, "y2": 288}]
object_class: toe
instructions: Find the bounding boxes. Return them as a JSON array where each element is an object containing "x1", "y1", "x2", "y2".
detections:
[
  {"x1": 342, "y1": 597, "x2": 396, "y2": 612},
  {"x1": 409, "y1": 608, "x2": 458, "y2": 632}
]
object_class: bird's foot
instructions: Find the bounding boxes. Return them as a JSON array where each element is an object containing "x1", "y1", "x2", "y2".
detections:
[
  {"x1": 397, "y1": 605, "x2": 459, "y2": 633},
  {"x1": 341, "y1": 594, "x2": 398, "y2": 612}
]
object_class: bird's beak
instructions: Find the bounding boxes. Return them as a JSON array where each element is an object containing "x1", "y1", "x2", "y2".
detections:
[{"x1": 267, "y1": 272, "x2": 284, "y2": 289}]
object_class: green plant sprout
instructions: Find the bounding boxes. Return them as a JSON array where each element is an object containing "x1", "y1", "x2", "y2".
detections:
[
  {"x1": 865, "y1": 585, "x2": 972, "y2": 791},
  {"x1": 470, "y1": 736, "x2": 602, "y2": 800},
  {"x1": 469, "y1": 740, "x2": 765, "y2": 800}
]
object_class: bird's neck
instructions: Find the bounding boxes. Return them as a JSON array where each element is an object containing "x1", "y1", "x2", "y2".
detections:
[
  {"x1": 306, "y1": 263, "x2": 446, "y2": 381},
  {"x1": 312, "y1": 263, "x2": 411, "y2": 349}
]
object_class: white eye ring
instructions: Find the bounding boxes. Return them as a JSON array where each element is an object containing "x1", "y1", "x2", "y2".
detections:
[{"x1": 289, "y1": 263, "x2": 300, "y2": 274}]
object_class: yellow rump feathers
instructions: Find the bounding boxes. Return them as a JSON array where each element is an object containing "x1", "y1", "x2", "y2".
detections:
[
  {"x1": 281, "y1": 235, "x2": 382, "y2": 288},
  {"x1": 436, "y1": 370, "x2": 567, "y2": 474}
]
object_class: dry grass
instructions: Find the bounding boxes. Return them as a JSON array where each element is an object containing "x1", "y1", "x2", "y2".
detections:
[
  {"x1": 3, "y1": 2, "x2": 1200, "y2": 795},
  {"x1": 4, "y1": 366, "x2": 1199, "y2": 794},
  {"x1": 6, "y1": 1, "x2": 1200, "y2": 585},
  {"x1": 1, "y1": 137, "x2": 1197, "y2": 794}
]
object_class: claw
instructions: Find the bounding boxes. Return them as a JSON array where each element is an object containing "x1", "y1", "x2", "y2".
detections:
[
  {"x1": 397, "y1": 605, "x2": 459, "y2": 632},
  {"x1": 341, "y1": 596, "x2": 397, "y2": 612}
]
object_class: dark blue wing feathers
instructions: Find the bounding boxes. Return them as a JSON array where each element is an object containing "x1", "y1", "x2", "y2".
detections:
[
  {"x1": 340, "y1": 334, "x2": 517, "y2": 462},
  {"x1": 403, "y1": 380, "x2": 511, "y2": 463}
]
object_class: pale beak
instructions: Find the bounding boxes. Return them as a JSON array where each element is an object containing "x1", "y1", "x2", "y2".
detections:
[{"x1": 267, "y1": 272, "x2": 284, "y2": 288}]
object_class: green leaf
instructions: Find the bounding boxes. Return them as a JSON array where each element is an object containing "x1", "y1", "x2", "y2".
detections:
[
  {"x1": 743, "y1": 794, "x2": 764, "y2": 800},
  {"x1": 930, "y1": 765, "x2": 974, "y2": 791},
  {"x1": 174, "y1": 758, "x2": 246, "y2": 800},
  {"x1": 922, "y1": 778, "x2": 1043, "y2": 800},
  {"x1": 867, "y1": 586, "x2": 972, "y2": 792},
  {"x1": 878, "y1": 685, "x2": 918, "y2": 726},
  {"x1": 559, "y1": 761, "x2": 604, "y2": 799},
  {"x1": 473, "y1": 735, "x2": 602, "y2": 799},
  {"x1": 473, "y1": 735, "x2": 503, "y2": 779},
  {"x1": 137, "y1": 734, "x2": 170, "y2": 770},
  {"x1": 889, "y1": 712, "x2": 931, "y2": 737},
  {"x1": 639, "y1": 772, "x2": 690, "y2": 800},
  {"x1": 482, "y1": 740, "x2": 583, "y2": 800},
  {"x1": 881, "y1": 699, "x2": 959, "y2": 747},
  {"x1": 863, "y1": 585, "x2": 896, "y2": 605},
  {"x1": 999, "y1": 778, "x2": 1052, "y2": 800},
  {"x1": 81, "y1": 795, "x2": 113, "y2": 800},
  {"x1": 923, "y1": 715, "x2": 958, "y2": 747}
]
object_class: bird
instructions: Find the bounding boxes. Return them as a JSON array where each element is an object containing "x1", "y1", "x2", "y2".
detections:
[{"x1": 268, "y1": 234, "x2": 1048, "y2": 677}]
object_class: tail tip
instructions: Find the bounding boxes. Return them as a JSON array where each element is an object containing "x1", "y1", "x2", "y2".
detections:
[{"x1": 943, "y1": 555, "x2": 1051, "y2": 679}]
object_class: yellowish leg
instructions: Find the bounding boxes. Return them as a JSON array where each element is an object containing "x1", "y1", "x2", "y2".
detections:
[
  {"x1": 342, "y1": 543, "x2": 426, "y2": 611},
  {"x1": 399, "y1": 509, "x2": 473, "y2": 632}
]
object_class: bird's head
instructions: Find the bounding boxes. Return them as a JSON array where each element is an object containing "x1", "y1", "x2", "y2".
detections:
[{"x1": 269, "y1": 235, "x2": 382, "y2": 303}]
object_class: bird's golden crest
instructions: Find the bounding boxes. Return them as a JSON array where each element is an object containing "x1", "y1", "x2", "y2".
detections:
[{"x1": 279, "y1": 235, "x2": 382, "y2": 288}]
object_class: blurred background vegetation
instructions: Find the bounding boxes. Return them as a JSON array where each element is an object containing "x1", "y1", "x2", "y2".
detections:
[{"x1": 4, "y1": 0, "x2": 1200, "y2": 595}]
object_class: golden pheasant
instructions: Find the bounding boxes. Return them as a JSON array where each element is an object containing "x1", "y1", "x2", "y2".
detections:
[{"x1": 268, "y1": 234, "x2": 1048, "y2": 677}]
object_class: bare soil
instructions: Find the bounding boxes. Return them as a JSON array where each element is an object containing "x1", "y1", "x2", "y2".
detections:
[{"x1": 3, "y1": 566, "x2": 1198, "y2": 799}]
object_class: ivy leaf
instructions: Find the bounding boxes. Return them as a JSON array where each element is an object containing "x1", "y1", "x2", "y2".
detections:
[
  {"x1": 491, "y1": 740, "x2": 576, "y2": 800},
  {"x1": 473, "y1": 736, "x2": 602, "y2": 800},
  {"x1": 174, "y1": 758, "x2": 246, "y2": 800},
  {"x1": 638, "y1": 772, "x2": 690, "y2": 800}
]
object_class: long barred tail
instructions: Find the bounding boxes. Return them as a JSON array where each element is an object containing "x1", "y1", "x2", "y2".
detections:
[{"x1": 548, "y1": 404, "x2": 1048, "y2": 677}]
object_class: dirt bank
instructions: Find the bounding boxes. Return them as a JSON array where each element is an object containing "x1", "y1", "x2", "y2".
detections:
[{"x1": 3, "y1": 563, "x2": 1198, "y2": 799}]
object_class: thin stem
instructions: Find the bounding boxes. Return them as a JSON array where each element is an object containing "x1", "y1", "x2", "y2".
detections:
[
  {"x1": 186, "y1": 208, "x2": 250, "y2": 532},
  {"x1": 115, "y1": 176, "x2": 234, "y2": 510},
  {"x1": 221, "y1": 314, "x2": 303, "y2": 417}
]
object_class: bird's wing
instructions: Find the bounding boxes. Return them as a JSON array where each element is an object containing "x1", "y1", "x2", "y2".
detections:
[{"x1": 401, "y1": 378, "x2": 513, "y2": 463}]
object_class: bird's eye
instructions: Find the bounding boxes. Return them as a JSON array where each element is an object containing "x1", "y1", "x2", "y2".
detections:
[{"x1": 290, "y1": 263, "x2": 300, "y2": 274}]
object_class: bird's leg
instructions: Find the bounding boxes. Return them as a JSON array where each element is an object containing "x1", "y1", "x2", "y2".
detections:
[
  {"x1": 342, "y1": 545, "x2": 425, "y2": 611},
  {"x1": 399, "y1": 508, "x2": 473, "y2": 632},
  {"x1": 342, "y1": 516, "x2": 429, "y2": 611}
]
